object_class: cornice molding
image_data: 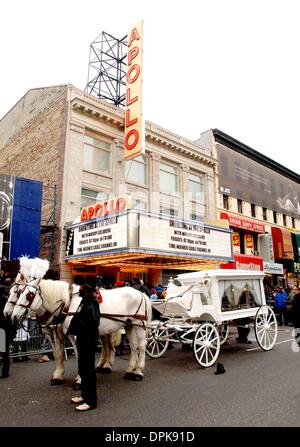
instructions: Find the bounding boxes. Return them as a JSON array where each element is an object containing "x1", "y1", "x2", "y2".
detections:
[
  {"x1": 71, "y1": 98, "x2": 124, "y2": 128},
  {"x1": 70, "y1": 95, "x2": 217, "y2": 168}
]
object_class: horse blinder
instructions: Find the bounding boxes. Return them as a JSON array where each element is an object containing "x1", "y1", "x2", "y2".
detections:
[{"x1": 27, "y1": 291, "x2": 36, "y2": 304}]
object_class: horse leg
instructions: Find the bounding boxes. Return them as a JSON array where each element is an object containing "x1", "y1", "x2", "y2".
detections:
[
  {"x1": 96, "y1": 335, "x2": 113, "y2": 374},
  {"x1": 46, "y1": 326, "x2": 66, "y2": 385},
  {"x1": 124, "y1": 326, "x2": 139, "y2": 381},
  {"x1": 132, "y1": 326, "x2": 147, "y2": 380},
  {"x1": 68, "y1": 335, "x2": 81, "y2": 389}
]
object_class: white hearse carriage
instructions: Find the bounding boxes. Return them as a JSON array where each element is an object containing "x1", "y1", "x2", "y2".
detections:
[{"x1": 146, "y1": 269, "x2": 278, "y2": 367}]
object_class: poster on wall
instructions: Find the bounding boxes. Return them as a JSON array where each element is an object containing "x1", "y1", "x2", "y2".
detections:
[
  {"x1": 218, "y1": 145, "x2": 300, "y2": 219},
  {"x1": 0, "y1": 174, "x2": 14, "y2": 260}
]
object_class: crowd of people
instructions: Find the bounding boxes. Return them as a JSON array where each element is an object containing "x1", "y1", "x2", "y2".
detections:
[
  {"x1": 264, "y1": 284, "x2": 300, "y2": 329},
  {"x1": 98, "y1": 276, "x2": 168, "y2": 300}
]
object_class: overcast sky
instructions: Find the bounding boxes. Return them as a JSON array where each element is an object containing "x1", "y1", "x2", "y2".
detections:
[{"x1": 1, "y1": 0, "x2": 299, "y2": 174}]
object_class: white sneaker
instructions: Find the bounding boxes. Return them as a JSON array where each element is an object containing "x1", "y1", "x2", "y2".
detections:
[
  {"x1": 75, "y1": 403, "x2": 96, "y2": 411},
  {"x1": 71, "y1": 396, "x2": 84, "y2": 404}
]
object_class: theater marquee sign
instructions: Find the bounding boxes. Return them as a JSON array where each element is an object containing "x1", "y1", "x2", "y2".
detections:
[{"x1": 65, "y1": 210, "x2": 233, "y2": 267}]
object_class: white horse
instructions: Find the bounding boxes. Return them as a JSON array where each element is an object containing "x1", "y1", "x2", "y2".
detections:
[
  {"x1": 10, "y1": 279, "x2": 152, "y2": 382},
  {"x1": 4, "y1": 275, "x2": 122, "y2": 386}
]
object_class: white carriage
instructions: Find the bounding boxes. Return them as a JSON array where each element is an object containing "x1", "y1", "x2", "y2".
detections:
[{"x1": 146, "y1": 269, "x2": 278, "y2": 367}]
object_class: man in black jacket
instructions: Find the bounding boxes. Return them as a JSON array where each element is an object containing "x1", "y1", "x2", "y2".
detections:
[
  {"x1": 0, "y1": 278, "x2": 16, "y2": 378},
  {"x1": 69, "y1": 282, "x2": 100, "y2": 411}
]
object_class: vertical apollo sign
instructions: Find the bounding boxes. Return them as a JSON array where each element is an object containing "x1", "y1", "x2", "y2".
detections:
[{"x1": 124, "y1": 21, "x2": 144, "y2": 160}]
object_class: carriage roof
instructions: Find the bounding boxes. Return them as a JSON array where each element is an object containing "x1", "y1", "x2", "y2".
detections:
[{"x1": 175, "y1": 269, "x2": 265, "y2": 283}]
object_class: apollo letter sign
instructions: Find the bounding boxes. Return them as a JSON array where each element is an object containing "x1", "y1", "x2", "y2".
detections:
[{"x1": 124, "y1": 21, "x2": 144, "y2": 160}]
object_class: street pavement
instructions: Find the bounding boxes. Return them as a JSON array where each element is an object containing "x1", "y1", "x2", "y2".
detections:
[{"x1": 0, "y1": 325, "x2": 300, "y2": 427}]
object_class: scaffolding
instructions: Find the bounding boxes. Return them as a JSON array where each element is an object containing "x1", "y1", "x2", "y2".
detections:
[
  {"x1": 40, "y1": 184, "x2": 57, "y2": 263},
  {"x1": 85, "y1": 31, "x2": 127, "y2": 107}
]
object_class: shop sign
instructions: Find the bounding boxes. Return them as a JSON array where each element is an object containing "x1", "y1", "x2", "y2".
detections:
[
  {"x1": 263, "y1": 262, "x2": 284, "y2": 274},
  {"x1": 220, "y1": 186, "x2": 230, "y2": 194},
  {"x1": 139, "y1": 215, "x2": 233, "y2": 259},
  {"x1": 245, "y1": 233, "x2": 254, "y2": 249},
  {"x1": 221, "y1": 254, "x2": 264, "y2": 271},
  {"x1": 124, "y1": 21, "x2": 144, "y2": 160},
  {"x1": 271, "y1": 227, "x2": 294, "y2": 260},
  {"x1": 80, "y1": 195, "x2": 131, "y2": 222},
  {"x1": 258, "y1": 233, "x2": 275, "y2": 262},
  {"x1": 292, "y1": 262, "x2": 300, "y2": 274},
  {"x1": 220, "y1": 212, "x2": 265, "y2": 233},
  {"x1": 232, "y1": 231, "x2": 240, "y2": 254}
]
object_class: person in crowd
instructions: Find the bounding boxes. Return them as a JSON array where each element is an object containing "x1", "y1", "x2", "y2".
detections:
[
  {"x1": 156, "y1": 286, "x2": 163, "y2": 299},
  {"x1": 115, "y1": 280, "x2": 125, "y2": 288},
  {"x1": 149, "y1": 288, "x2": 158, "y2": 301},
  {"x1": 236, "y1": 317, "x2": 252, "y2": 344},
  {"x1": 290, "y1": 289, "x2": 300, "y2": 347},
  {"x1": 132, "y1": 278, "x2": 150, "y2": 296},
  {"x1": 68, "y1": 282, "x2": 100, "y2": 411},
  {"x1": 286, "y1": 286, "x2": 298, "y2": 324},
  {"x1": 0, "y1": 277, "x2": 17, "y2": 378},
  {"x1": 275, "y1": 287, "x2": 288, "y2": 326},
  {"x1": 13, "y1": 319, "x2": 30, "y2": 362}
]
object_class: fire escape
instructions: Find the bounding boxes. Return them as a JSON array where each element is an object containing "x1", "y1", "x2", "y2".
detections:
[{"x1": 40, "y1": 184, "x2": 57, "y2": 263}]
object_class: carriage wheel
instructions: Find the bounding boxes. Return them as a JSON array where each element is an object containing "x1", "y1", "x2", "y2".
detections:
[
  {"x1": 146, "y1": 320, "x2": 170, "y2": 359},
  {"x1": 218, "y1": 322, "x2": 229, "y2": 345},
  {"x1": 254, "y1": 305, "x2": 278, "y2": 351},
  {"x1": 193, "y1": 322, "x2": 220, "y2": 367}
]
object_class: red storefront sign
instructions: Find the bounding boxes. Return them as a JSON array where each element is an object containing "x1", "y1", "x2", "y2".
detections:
[
  {"x1": 220, "y1": 212, "x2": 265, "y2": 233},
  {"x1": 271, "y1": 227, "x2": 294, "y2": 260},
  {"x1": 245, "y1": 233, "x2": 254, "y2": 249},
  {"x1": 221, "y1": 254, "x2": 264, "y2": 271}
]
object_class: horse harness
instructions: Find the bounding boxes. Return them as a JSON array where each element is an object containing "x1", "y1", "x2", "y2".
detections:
[{"x1": 100, "y1": 292, "x2": 149, "y2": 330}]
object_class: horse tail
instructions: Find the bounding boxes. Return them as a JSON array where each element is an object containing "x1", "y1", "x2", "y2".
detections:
[
  {"x1": 144, "y1": 293, "x2": 152, "y2": 328},
  {"x1": 113, "y1": 329, "x2": 122, "y2": 347}
]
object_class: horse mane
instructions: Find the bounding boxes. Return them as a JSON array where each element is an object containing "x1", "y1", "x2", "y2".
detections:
[{"x1": 39, "y1": 280, "x2": 71, "y2": 308}]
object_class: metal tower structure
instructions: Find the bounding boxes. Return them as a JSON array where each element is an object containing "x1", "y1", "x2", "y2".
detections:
[{"x1": 85, "y1": 31, "x2": 127, "y2": 107}]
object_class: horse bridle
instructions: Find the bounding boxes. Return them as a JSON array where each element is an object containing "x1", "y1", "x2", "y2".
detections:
[{"x1": 6, "y1": 280, "x2": 36, "y2": 306}]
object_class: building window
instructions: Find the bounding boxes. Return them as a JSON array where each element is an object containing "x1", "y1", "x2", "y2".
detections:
[
  {"x1": 251, "y1": 203, "x2": 256, "y2": 218},
  {"x1": 83, "y1": 134, "x2": 111, "y2": 175},
  {"x1": 273, "y1": 210, "x2": 277, "y2": 224},
  {"x1": 160, "y1": 204, "x2": 178, "y2": 218},
  {"x1": 189, "y1": 173, "x2": 205, "y2": 221},
  {"x1": 292, "y1": 217, "x2": 295, "y2": 229},
  {"x1": 190, "y1": 202, "x2": 205, "y2": 222},
  {"x1": 262, "y1": 207, "x2": 267, "y2": 221},
  {"x1": 80, "y1": 188, "x2": 109, "y2": 209},
  {"x1": 283, "y1": 214, "x2": 287, "y2": 226},
  {"x1": 189, "y1": 174, "x2": 204, "y2": 203},
  {"x1": 160, "y1": 162, "x2": 178, "y2": 194},
  {"x1": 223, "y1": 195, "x2": 229, "y2": 210},
  {"x1": 125, "y1": 155, "x2": 148, "y2": 186},
  {"x1": 237, "y1": 199, "x2": 243, "y2": 214},
  {"x1": 131, "y1": 198, "x2": 147, "y2": 211}
]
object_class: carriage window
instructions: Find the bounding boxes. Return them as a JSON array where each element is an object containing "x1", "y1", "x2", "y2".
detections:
[
  {"x1": 238, "y1": 283, "x2": 259, "y2": 308},
  {"x1": 219, "y1": 279, "x2": 263, "y2": 311}
]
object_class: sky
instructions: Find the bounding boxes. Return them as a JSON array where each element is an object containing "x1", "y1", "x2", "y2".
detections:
[{"x1": 1, "y1": 0, "x2": 299, "y2": 174}]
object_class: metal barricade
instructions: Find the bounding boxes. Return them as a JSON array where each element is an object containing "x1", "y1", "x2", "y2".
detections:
[{"x1": 9, "y1": 318, "x2": 76, "y2": 360}]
